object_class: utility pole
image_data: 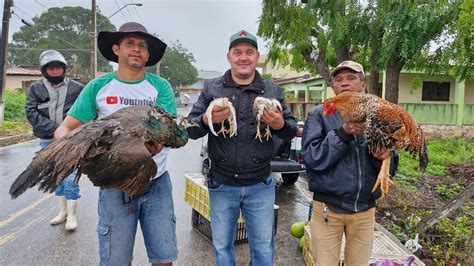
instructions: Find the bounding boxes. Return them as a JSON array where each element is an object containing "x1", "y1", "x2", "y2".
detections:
[
  {"x1": 0, "y1": 0, "x2": 13, "y2": 126},
  {"x1": 89, "y1": 0, "x2": 96, "y2": 80}
]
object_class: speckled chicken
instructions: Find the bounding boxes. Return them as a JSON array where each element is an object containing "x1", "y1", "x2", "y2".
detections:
[
  {"x1": 205, "y1": 97, "x2": 237, "y2": 138},
  {"x1": 323, "y1": 92, "x2": 428, "y2": 198},
  {"x1": 253, "y1": 97, "x2": 282, "y2": 142},
  {"x1": 9, "y1": 106, "x2": 197, "y2": 198}
]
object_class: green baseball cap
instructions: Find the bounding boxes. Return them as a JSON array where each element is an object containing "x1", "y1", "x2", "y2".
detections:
[{"x1": 229, "y1": 30, "x2": 258, "y2": 50}]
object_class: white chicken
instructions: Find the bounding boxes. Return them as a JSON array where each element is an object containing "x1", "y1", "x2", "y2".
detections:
[
  {"x1": 253, "y1": 97, "x2": 282, "y2": 142},
  {"x1": 205, "y1": 97, "x2": 237, "y2": 138}
]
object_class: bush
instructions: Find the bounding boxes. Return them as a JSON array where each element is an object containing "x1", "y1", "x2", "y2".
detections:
[{"x1": 4, "y1": 89, "x2": 27, "y2": 121}]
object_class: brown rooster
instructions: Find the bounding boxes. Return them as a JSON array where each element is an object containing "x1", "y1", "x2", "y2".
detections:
[{"x1": 323, "y1": 92, "x2": 428, "y2": 198}]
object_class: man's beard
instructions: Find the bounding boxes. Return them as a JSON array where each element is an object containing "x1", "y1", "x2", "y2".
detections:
[{"x1": 126, "y1": 58, "x2": 145, "y2": 69}]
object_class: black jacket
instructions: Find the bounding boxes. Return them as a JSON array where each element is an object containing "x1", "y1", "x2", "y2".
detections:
[
  {"x1": 187, "y1": 70, "x2": 296, "y2": 186},
  {"x1": 301, "y1": 104, "x2": 398, "y2": 213},
  {"x1": 26, "y1": 78, "x2": 84, "y2": 139}
]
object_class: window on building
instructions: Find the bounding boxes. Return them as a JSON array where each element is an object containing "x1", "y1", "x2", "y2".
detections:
[
  {"x1": 297, "y1": 91, "x2": 305, "y2": 101},
  {"x1": 422, "y1": 81, "x2": 450, "y2": 101}
]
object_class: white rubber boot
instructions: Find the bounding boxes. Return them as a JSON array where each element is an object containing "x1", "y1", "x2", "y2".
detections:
[
  {"x1": 65, "y1": 200, "x2": 78, "y2": 231},
  {"x1": 50, "y1": 197, "x2": 67, "y2": 225}
]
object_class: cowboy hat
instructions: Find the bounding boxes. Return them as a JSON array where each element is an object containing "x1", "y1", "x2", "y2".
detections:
[{"x1": 98, "y1": 22, "x2": 167, "y2": 67}]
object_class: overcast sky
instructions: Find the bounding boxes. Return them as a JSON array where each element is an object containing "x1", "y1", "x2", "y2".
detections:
[{"x1": 8, "y1": 0, "x2": 268, "y2": 73}]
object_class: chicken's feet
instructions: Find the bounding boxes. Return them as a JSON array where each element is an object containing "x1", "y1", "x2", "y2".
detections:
[
  {"x1": 264, "y1": 125, "x2": 272, "y2": 141},
  {"x1": 371, "y1": 156, "x2": 394, "y2": 199},
  {"x1": 216, "y1": 120, "x2": 228, "y2": 137},
  {"x1": 255, "y1": 121, "x2": 263, "y2": 142}
]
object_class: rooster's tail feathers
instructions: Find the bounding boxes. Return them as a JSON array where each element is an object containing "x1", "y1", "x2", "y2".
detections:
[{"x1": 419, "y1": 140, "x2": 429, "y2": 173}]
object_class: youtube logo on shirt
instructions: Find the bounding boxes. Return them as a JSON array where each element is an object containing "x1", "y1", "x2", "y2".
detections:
[{"x1": 106, "y1": 96, "x2": 118, "y2": 104}]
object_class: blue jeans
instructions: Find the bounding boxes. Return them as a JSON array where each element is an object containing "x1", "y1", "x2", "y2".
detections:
[
  {"x1": 39, "y1": 139, "x2": 80, "y2": 200},
  {"x1": 96, "y1": 171, "x2": 178, "y2": 266},
  {"x1": 208, "y1": 175, "x2": 276, "y2": 266}
]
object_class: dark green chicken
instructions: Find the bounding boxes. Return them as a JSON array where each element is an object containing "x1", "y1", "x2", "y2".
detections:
[{"x1": 9, "y1": 106, "x2": 197, "y2": 198}]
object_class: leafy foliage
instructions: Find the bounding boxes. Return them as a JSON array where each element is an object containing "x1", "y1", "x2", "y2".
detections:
[
  {"x1": 8, "y1": 6, "x2": 115, "y2": 76},
  {"x1": 258, "y1": 0, "x2": 468, "y2": 103},
  {"x1": 4, "y1": 90, "x2": 27, "y2": 121},
  {"x1": 262, "y1": 73, "x2": 274, "y2": 80},
  {"x1": 435, "y1": 183, "x2": 463, "y2": 199},
  {"x1": 430, "y1": 215, "x2": 472, "y2": 265},
  {"x1": 146, "y1": 41, "x2": 198, "y2": 93},
  {"x1": 384, "y1": 137, "x2": 473, "y2": 264},
  {"x1": 397, "y1": 138, "x2": 473, "y2": 178}
]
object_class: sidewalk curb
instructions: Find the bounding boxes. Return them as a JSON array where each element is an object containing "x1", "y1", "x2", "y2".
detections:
[{"x1": 0, "y1": 132, "x2": 36, "y2": 147}]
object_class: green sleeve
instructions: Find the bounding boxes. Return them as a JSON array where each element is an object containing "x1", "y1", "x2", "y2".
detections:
[
  {"x1": 146, "y1": 73, "x2": 177, "y2": 116},
  {"x1": 67, "y1": 74, "x2": 113, "y2": 123}
]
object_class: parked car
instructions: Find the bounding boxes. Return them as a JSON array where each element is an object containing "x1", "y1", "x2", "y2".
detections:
[
  {"x1": 270, "y1": 120, "x2": 305, "y2": 184},
  {"x1": 200, "y1": 121, "x2": 306, "y2": 185}
]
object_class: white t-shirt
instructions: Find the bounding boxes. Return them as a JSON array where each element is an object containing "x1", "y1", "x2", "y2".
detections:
[{"x1": 68, "y1": 71, "x2": 177, "y2": 178}]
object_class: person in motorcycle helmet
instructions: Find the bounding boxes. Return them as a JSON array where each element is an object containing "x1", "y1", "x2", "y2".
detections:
[{"x1": 25, "y1": 50, "x2": 84, "y2": 231}]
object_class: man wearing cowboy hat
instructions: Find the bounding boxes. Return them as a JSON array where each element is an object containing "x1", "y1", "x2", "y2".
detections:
[{"x1": 55, "y1": 22, "x2": 177, "y2": 266}]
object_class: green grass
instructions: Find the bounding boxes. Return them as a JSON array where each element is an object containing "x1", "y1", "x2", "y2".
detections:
[
  {"x1": 1, "y1": 90, "x2": 31, "y2": 137},
  {"x1": 4, "y1": 89, "x2": 27, "y2": 121},
  {"x1": 397, "y1": 138, "x2": 474, "y2": 178}
]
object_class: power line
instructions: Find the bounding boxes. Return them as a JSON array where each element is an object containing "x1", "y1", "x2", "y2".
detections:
[
  {"x1": 9, "y1": 47, "x2": 111, "y2": 64},
  {"x1": 34, "y1": 0, "x2": 48, "y2": 10},
  {"x1": 123, "y1": 0, "x2": 135, "y2": 22},
  {"x1": 9, "y1": 47, "x2": 90, "y2": 51},
  {"x1": 13, "y1": 6, "x2": 34, "y2": 19},
  {"x1": 115, "y1": 0, "x2": 129, "y2": 21},
  {"x1": 131, "y1": 0, "x2": 144, "y2": 24}
]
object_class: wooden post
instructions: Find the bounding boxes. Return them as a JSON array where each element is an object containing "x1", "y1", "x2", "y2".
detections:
[{"x1": 418, "y1": 182, "x2": 474, "y2": 233}]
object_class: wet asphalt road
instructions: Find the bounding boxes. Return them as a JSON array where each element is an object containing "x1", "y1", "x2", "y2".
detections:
[{"x1": 0, "y1": 108, "x2": 313, "y2": 265}]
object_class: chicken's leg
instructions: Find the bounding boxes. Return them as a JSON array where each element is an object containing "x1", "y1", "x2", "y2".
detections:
[
  {"x1": 371, "y1": 156, "x2": 395, "y2": 199},
  {"x1": 264, "y1": 125, "x2": 272, "y2": 141},
  {"x1": 216, "y1": 121, "x2": 227, "y2": 137},
  {"x1": 255, "y1": 121, "x2": 263, "y2": 142}
]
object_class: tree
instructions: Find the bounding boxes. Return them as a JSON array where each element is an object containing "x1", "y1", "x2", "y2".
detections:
[
  {"x1": 258, "y1": 0, "x2": 466, "y2": 104},
  {"x1": 146, "y1": 41, "x2": 199, "y2": 94},
  {"x1": 8, "y1": 6, "x2": 115, "y2": 77}
]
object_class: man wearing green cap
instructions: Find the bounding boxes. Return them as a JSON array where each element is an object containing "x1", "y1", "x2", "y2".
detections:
[{"x1": 187, "y1": 30, "x2": 296, "y2": 265}]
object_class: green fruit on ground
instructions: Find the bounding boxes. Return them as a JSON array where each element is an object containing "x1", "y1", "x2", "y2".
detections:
[
  {"x1": 299, "y1": 235, "x2": 306, "y2": 250},
  {"x1": 290, "y1": 221, "x2": 305, "y2": 238}
]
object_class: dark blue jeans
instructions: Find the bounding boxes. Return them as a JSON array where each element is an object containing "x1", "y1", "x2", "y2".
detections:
[
  {"x1": 96, "y1": 171, "x2": 178, "y2": 265},
  {"x1": 208, "y1": 175, "x2": 275, "y2": 266}
]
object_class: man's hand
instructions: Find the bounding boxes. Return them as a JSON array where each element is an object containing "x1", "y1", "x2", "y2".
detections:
[
  {"x1": 261, "y1": 109, "x2": 284, "y2": 130},
  {"x1": 145, "y1": 141, "x2": 164, "y2": 156},
  {"x1": 342, "y1": 122, "x2": 362, "y2": 135},
  {"x1": 54, "y1": 115, "x2": 83, "y2": 140},
  {"x1": 373, "y1": 149, "x2": 390, "y2": 160},
  {"x1": 203, "y1": 105, "x2": 230, "y2": 126}
]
